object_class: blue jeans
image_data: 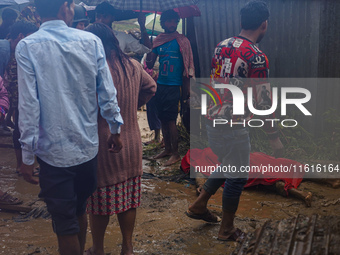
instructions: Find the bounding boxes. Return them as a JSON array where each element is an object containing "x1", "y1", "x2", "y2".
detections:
[{"x1": 202, "y1": 125, "x2": 251, "y2": 213}]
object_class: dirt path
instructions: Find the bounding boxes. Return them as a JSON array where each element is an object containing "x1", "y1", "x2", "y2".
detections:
[{"x1": 0, "y1": 112, "x2": 339, "y2": 255}]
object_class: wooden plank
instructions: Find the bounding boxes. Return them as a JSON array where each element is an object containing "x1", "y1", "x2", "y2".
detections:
[
  {"x1": 251, "y1": 221, "x2": 269, "y2": 255},
  {"x1": 303, "y1": 214, "x2": 317, "y2": 255},
  {"x1": 0, "y1": 204, "x2": 32, "y2": 213},
  {"x1": 286, "y1": 215, "x2": 300, "y2": 255}
]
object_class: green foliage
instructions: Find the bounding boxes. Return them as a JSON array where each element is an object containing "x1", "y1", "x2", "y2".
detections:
[
  {"x1": 112, "y1": 20, "x2": 140, "y2": 32},
  {"x1": 250, "y1": 108, "x2": 340, "y2": 161},
  {"x1": 175, "y1": 107, "x2": 339, "y2": 161},
  {"x1": 316, "y1": 108, "x2": 340, "y2": 160}
]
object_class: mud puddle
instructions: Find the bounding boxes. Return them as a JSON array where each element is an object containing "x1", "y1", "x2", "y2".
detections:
[{"x1": 0, "y1": 112, "x2": 340, "y2": 254}]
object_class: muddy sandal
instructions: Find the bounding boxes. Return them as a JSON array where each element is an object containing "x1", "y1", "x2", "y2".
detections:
[
  {"x1": 217, "y1": 228, "x2": 246, "y2": 242},
  {"x1": 185, "y1": 209, "x2": 221, "y2": 223},
  {"x1": 0, "y1": 192, "x2": 23, "y2": 205}
]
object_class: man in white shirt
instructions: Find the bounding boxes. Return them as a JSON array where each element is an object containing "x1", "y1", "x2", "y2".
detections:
[{"x1": 16, "y1": 0, "x2": 123, "y2": 254}]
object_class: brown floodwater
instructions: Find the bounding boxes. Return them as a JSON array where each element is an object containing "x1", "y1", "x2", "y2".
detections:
[{"x1": 1, "y1": 112, "x2": 339, "y2": 254}]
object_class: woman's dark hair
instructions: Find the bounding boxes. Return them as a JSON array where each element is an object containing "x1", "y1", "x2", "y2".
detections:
[
  {"x1": 2, "y1": 8, "x2": 18, "y2": 21},
  {"x1": 9, "y1": 20, "x2": 38, "y2": 40},
  {"x1": 85, "y1": 22, "x2": 131, "y2": 81},
  {"x1": 34, "y1": 0, "x2": 73, "y2": 18}
]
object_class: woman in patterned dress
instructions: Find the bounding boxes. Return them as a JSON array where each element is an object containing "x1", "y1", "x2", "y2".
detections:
[{"x1": 85, "y1": 23, "x2": 156, "y2": 255}]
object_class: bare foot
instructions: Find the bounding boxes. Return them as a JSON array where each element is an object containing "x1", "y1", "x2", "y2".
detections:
[
  {"x1": 304, "y1": 192, "x2": 312, "y2": 207},
  {"x1": 328, "y1": 179, "x2": 340, "y2": 189},
  {"x1": 164, "y1": 155, "x2": 181, "y2": 166},
  {"x1": 153, "y1": 150, "x2": 172, "y2": 159}
]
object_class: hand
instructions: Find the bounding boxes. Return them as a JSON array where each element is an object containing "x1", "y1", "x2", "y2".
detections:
[
  {"x1": 138, "y1": 13, "x2": 146, "y2": 29},
  {"x1": 107, "y1": 133, "x2": 123, "y2": 153},
  {"x1": 269, "y1": 137, "x2": 285, "y2": 158},
  {"x1": 21, "y1": 163, "x2": 39, "y2": 185}
]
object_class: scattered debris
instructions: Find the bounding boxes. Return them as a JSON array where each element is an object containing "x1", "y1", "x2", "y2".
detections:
[
  {"x1": 233, "y1": 215, "x2": 340, "y2": 255},
  {"x1": 13, "y1": 206, "x2": 50, "y2": 222},
  {"x1": 321, "y1": 198, "x2": 340, "y2": 207}
]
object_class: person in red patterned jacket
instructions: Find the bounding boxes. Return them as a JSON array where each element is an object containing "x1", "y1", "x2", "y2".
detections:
[{"x1": 186, "y1": 0, "x2": 284, "y2": 242}]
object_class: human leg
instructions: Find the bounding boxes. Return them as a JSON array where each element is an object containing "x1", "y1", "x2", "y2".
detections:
[
  {"x1": 77, "y1": 213, "x2": 88, "y2": 254},
  {"x1": 74, "y1": 157, "x2": 98, "y2": 254},
  {"x1": 274, "y1": 181, "x2": 312, "y2": 207},
  {"x1": 146, "y1": 97, "x2": 161, "y2": 143},
  {"x1": 38, "y1": 156, "x2": 97, "y2": 255},
  {"x1": 87, "y1": 214, "x2": 110, "y2": 255},
  {"x1": 188, "y1": 176, "x2": 226, "y2": 215},
  {"x1": 154, "y1": 128, "x2": 161, "y2": 142},
  {"x1": 117, "y1": 208, "x2": 136, "y2": 255},
  {"x1": 5, "y1": 106, "x2": 14, "y2": 128},
  {"x1": 218, "y1": 128, "x2": 250, "y2": 241},
  {"x1": 14, "y1": 149, "x2": 22, "y2": 172},
  {"x1": 154, "y1": 84, "x2": 180, "y2": 160},
  {"x1": 187, "y1": 126, "x2": 230, "y2": 218},
  {"x1": 86, "y1": 176, "x2": 141, "y2": 255},
  {"x1": 13, "y1": 108, "x2": 22, "y2": 172},
  {"x1": 58, "y1": 234, "x2": 81, "y2": 255},
  {"x1": 164, "y1": 120, "x2": 181, "y2": 166},
  {"x1": 154, "y1": 120, "x2": 172, "y2": 159},
  {"x1": 218, "y1": 178, "x2": 247, "y2": 241}
]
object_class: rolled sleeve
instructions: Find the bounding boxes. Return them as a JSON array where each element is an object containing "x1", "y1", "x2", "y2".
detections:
[
  {"x1": 95, "y1": 40, "x2": 123, "y2": 134},
  {"x1": 16, "y1": 42, "x2": 39, "y2": 165}
]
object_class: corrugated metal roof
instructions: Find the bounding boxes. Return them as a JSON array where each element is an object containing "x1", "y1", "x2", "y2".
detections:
[
  {"x1": 194, "y1": 0, "x2": 323, "y2": 78},
  {"x1": 192, "y1": 0, "x2": 340, "y2": 134}
]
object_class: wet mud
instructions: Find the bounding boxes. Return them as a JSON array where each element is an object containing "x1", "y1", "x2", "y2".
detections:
[{"x1": 0, "y1": 112, "x2": 339, "y2": 254}]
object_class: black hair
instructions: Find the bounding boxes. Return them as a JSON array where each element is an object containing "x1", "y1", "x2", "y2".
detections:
[
  {"x1": 160, "y1": 9, "x2": 179, "y2": 28},
  {"x1": 95, "y1": 1, "x2": 116, "y2": 16},
  {"x1": 85, "y1": 22, "x2": 131, "y2": 81},
  {"x1": 240, "y1": 0, "x2": 269, "y2": 30},
  {"x1": 34, "y1": 0, "x2": 73, "y2": 18},
  {"x1": 9, "y1": 20, "x2": 38, "y2": 40},
  {"x1": 2, "y1": 8, "x2": 18, "y2": 21}
]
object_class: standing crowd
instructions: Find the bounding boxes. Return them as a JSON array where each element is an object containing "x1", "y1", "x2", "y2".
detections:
[{"x1": 0, "y1": 0, "x2": 284, "y2": 254}]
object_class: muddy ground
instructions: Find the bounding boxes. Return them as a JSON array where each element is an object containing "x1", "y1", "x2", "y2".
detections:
[{"x1": 0, "y1": 111, "x2": 339, "y2": 255}]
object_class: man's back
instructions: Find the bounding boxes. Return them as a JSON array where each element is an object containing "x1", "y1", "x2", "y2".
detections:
[
  {"x1": 16, "y1": 20, "x2": 122, "y2": 167},
  {"x1": 212, "y1": 36, "x2": 268, "y2": 81},
  {"x1": 208, "y1": 36, "x2": 271, "y2": 122}
]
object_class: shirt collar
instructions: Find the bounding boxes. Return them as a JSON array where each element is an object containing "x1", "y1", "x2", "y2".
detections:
[
  {"x1": 39, "y1": 20, "x2": 68, "y2": 30},
  {"x1": 236, "y1": 36, "x2": 254, "y2": 44}
]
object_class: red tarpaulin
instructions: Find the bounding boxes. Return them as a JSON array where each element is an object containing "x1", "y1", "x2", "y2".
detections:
[{"x1": 181, "y1": 148, "x2": 305, "y2": 193}]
